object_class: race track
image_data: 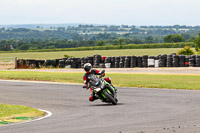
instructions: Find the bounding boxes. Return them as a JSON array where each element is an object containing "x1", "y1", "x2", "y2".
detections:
[{"x1": 1, "y1": 80, "x2": 200, "y2": 133}]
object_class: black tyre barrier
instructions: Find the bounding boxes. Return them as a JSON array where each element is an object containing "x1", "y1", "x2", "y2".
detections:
[
  {"x1": 179, "y1": 55, "x2": 185, "y2": 67},
  {"x1": 93, "y1": 54, "x2": 101, "y2": 68},
  {"x1": 142, "y1": 55, "x2": 148, "y2": 68},
  {"x1": 110, "y1": 57, "x2": 115, "y2": 68},
  {"x1": 36, "y1": 60, "x2": 45, "y2": 68},
  {"x1": 115, "y1": 57, "x2": 120, "y2": 68},
  {"x1": 17, "y1": 54, "x2": 200, "y2": 69},
  {"x1": 196, "y1": 55, "x2": 200, "y2": 67},
  {"x1": 167, "y1": 55, "x2": 173, "y2": 67},
  {"x1": 124, "y1": 56, "x2": 131, "y2": 68},
  {"x1": 59, "y1": 60, "x2": 65, "y2": 68},
  {"x1": 99, "y1": 63, "x2": 106, "y2": 68},
  {"x1": 46, "y1": 60, "x2": 56, "y2": 67},
  {"x1": 173, "y1": 55, "x2": 179, "y2": 67},
  {"x1": 148, "y1": 56, "x2": 155, "y2": 67},
  {"x1": 130, "y1": 56, "x2": 137, "y2": 68},
  {"x1": 159, "y1": 54, "x2": 167, "y2": 67},
  {"x1": 185, "y1": 56, "x2": 190, "y2": 67},
  {"x1": 137, "y1": 56, "x2": 142, "y2": 67}
]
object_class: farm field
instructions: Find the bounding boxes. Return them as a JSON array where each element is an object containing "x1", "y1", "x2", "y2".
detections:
[{"x1": 0, "y1": 48, "x2": 183, "y2": 60}]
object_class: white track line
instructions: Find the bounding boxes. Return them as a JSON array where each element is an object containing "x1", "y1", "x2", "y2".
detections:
[
  {"x1": 0, "y1": 109, "x2": 52, "y2": 127},
  {"x1": 0, "y1": 79, "x2": 81, "y2": 85}
]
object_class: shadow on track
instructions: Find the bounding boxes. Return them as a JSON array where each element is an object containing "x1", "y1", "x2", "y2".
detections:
[{"x1": 89, "y1": 103, "x2": 124, "y2": 106}]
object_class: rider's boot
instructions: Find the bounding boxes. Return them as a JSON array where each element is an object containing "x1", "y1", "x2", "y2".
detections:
[{"x1": 89, "y1": 92, "x2": 98, "y2": 102}]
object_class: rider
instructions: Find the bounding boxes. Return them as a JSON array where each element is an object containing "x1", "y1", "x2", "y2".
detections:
[{"x1": 83, "y1": 63, "x2": 115, "y2": 102}]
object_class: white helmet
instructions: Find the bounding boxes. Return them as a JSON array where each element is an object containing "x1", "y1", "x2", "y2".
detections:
[{"x1": 84, "y1": 63, "x2": 92, "y2": 72}]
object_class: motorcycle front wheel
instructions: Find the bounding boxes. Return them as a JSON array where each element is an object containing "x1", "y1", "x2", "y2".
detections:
[{"x1": 103, "y1": 91, "x2": 117, "y2": 105}]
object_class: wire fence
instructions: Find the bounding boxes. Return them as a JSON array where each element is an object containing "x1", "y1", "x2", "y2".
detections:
[{"x1": 0, "y1": 57, "x2": 17, "y2": 69}]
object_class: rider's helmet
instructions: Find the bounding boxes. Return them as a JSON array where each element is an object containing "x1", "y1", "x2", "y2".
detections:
[{"x1": 84, "y1": 63, "x2": 92, "y2": 72}]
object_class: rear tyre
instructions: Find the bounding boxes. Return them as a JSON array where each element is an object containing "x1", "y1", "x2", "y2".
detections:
[{"x1": 103, "y1": 91, "x2": 117, "y2": 105}]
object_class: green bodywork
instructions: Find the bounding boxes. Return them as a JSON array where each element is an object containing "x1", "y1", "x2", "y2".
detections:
[{"x1": 93, "y1": 81, "x2": 115, "y2": 101}]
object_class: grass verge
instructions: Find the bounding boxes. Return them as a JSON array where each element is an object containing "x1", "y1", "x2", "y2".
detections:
[
  {"x1": 0, "y1": 104, "x2": 45, "y2": 121},
  {"x1": 0, "y1": 71, "x2": 200, "y2": 90},
  {"x1": 0, "y1": 48, "x2": 184, "y2": 59}
]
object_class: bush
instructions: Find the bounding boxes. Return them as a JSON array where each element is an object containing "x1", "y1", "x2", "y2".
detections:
[
  {"x1": 64, "y1": 54, "x2": 74, "y2": 58},
  {"x1": 177, "y1": 46, "x2": 195, "y2": 55}
]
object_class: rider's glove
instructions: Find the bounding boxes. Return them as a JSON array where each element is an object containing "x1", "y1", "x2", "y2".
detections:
[{"x1": 83, "y1": 85, "x2": 89, "y2": 89}]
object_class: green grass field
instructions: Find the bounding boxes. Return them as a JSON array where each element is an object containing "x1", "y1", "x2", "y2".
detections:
[
  {"x1": 0, "y1": 71, "x2": 200, "y2": 90},
  {"x1": 0, "y1": 104, "x2": 44, "y2": 121},
  {"x1": 0, "y1": 48, "x2": 183, "y2": 60}
]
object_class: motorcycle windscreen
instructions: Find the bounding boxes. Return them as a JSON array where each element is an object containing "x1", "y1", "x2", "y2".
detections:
[{"x1": 88, "y1": 74, "x2": 101, "y2": 86}]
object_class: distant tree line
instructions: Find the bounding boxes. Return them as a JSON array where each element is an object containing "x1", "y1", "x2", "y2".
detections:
[{"x1": 0, "y1": 24, "x2": 200, "y2": 51}]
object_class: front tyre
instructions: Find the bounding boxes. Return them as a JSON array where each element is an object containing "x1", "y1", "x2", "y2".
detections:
[{"x1": 103, "y1": 91, "x2": 117, "y2": 105}]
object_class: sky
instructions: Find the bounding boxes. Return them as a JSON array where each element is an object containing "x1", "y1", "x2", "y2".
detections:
[{"x1": 0, "y1": 0, "x2": 200, "y2": 26}]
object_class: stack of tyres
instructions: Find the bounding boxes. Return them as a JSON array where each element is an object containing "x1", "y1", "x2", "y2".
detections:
[
  {"x1": 83, "y1": 56, "x2": 93, "y2": 67},
  {"x1": 155, "y1": 56, "x2": 159, "y2": 60},
  {"x1": 185, "y1": 56, "x2": 190, "y2": 67},
  {"x1": 196, "y1": 55, "x2": 200, "y2": 67},
  {"x1": 111, "y1": 57, "x2": 115, "y2": 68},
  {"x1": 36, "y1": 60, "x2": 45, "y2": 68},
  {"x1": 17, "y1": 59, "x2": 26, "y2": 68},
  {"x1": 62, "y1": 58, "x2": 68, "y2": 61},
  {"x1": 124, "y1": 56, "x2": 131, "y2": 68},
  {"x1": 26, "y1": 60, "x2": 36, "y2": 68},
  {"x1": 119, "y1": 56, "x2": 125, "y2": 68},
  {"x1": 101, "y1": 56, "x2": 106, "y2": 64},
  {"x1": 105, "y1": 57, "x2": 111, "y2": 63},
  {"x1": 55, "y1": 59, "x2": 62, "y2": 67},
  {"x1": 84, "y1": 57, "x2": 88, "y2": 64},
  {"x1": 172, "y1": 55, "x2": 179, "y2": 67},
  {"x1": 179, "y1": 55, "x2": 185, "y2": 67},
  {"x1": 166, "y1": 55, "x2": 173, "y2": 67},
  {"x1": 189, "y1": 55, "x2": 196, "y2": 67},
  {"x1": 148, "y1": 56, "x2": 155, "y2": 67},
  {"x1": 93, "y1": 54, "x2": 101, "y2": 68},
  {"x1": 81, "y1": 58, "x2": 85, "y2": 68},
  {"x1": 77, "y1": 58, "x2": 82, "y2": 68},
  {"x1": 159, "y1": 54, "x2": 167, "y2": 67},
  {"x1": 104, "y1": 56, "x2": 111, "y2": 68},
  {"x1": 115, "y1": 57, "x2": 120, "y2": 68},
  {"x1": 65, "y1": 59, "x2": 71, "y2": 68},
  {"x1": 87, "y1": 56, "x2": 93, "y2": 66},
  {"x1": 130, "y1": 56, "x2": 137, "y2": 68},
  {"x1": 46, "y1": 60, "x2": 56, "y2": 67},
  {"x1": 137, "y1": 56, "x2": 142, "y2": 67},
  {"x1": 70, "y1": 58, "x2": 77, "y2": 68},
  {"x1": 142, "y1": 55, "x2": 148, "y2": 67},
  {"x1": 99, "y1": 63, "x2": 106, "y2": 68},
  {"x1": 59, "y1": 60, "x2": 65, "y2": 68}
]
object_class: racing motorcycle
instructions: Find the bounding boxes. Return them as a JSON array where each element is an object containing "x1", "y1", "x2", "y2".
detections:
[{"x1": 83, "y1": 70, "x2": 118, "y2": 105}]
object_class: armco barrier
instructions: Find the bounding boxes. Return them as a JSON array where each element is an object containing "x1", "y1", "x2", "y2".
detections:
[{"x1": 17, "y1": 54, "x2": 200, "y2": 69}]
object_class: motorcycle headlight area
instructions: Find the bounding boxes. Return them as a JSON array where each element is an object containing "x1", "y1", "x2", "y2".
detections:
[{"x1": 94, "y1": 88, "x2": 101, "y2": 92}]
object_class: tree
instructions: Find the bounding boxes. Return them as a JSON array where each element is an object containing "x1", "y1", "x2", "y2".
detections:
[
  {"x1": 18, "y1": 44, "x2": 29, "y2": 50},
  {"x1": 95, "y1": 40, "x2": 105, "y2": 46},
  {"x1": 145, "y1": 36, "x2": 154, "y2": 43},
  {"x1": 194, "y1": 31, "x2": 200, "y2": 51},
  {"x1": 118, "y1": 38, "x2": 125, "y2": 48},
  {"x1": 164, "y1": 34, "x2": 184, "y2": 43}
]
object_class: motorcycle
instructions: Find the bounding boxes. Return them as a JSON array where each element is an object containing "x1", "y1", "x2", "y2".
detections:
[{"x1": 83, "y1": 70, "x2": 118, "y2": 105}]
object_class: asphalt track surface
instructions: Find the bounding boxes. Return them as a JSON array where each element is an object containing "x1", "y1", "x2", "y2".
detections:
[{"x1": 1, "y1": 80, "x2": 200, "y2": 133}]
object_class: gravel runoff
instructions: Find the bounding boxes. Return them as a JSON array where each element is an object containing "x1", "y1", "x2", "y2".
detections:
[{"x1": 3, "y1": 67, "x2": 200, "y2": 74}]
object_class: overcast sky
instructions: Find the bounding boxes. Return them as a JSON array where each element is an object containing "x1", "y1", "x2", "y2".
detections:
[{"x1": 0, "y1": 0, "x2": 200, "y2": 26}]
